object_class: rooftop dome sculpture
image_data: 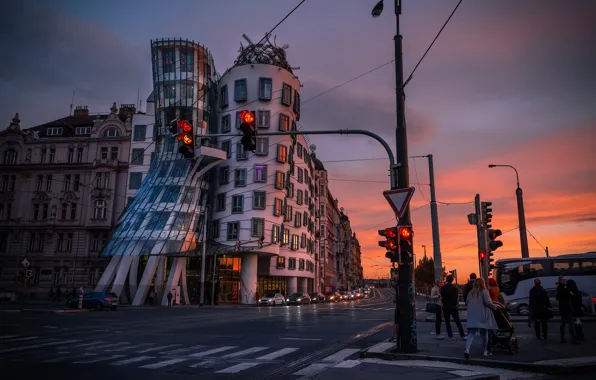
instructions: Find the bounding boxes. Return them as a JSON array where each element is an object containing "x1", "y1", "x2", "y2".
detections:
[{"x1": 235, "y1": 34, "x2": 299, "y2": 74}]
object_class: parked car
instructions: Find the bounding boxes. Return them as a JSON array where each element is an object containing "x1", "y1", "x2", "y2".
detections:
[
  {"x1": 258, "y1": 292, "x2": 286, "y2": 306},
  {"x1": 309, "y1": 293, "x2": 325, "y2": 304},
  {"x1": 287, "y1": 292, "x2": 311, "y2": 305},
  {"x1": 68, "y1": 291, "x2": 119, "y2": 311},
  {"x1": 339, "y1": 291, "x2": 352, "y2": 301},
  {"x1": 325, "y1": 292, "x2": 340, "y2": 302}
]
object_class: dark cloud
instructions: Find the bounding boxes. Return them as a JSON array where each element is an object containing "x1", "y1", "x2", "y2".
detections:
[{"x1": 0, "y1": 1, "x2": 151, "y2": 127}]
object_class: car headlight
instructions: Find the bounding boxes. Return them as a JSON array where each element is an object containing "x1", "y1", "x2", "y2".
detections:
[
  {"x1": 297, "y1": 298, "x2": 302, "y2": 302},
  {"x1": 287, "y1": 299, "x2": 290, "y2": 302},
  {"x1": 508, "y1": 302, "x2": 518, "y2": 307}
]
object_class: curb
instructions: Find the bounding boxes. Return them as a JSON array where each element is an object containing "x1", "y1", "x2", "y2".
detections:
[
  {"x1": 423, "y1": 316, "x2": 596, "y2": 323},
  {"x1": 360, "y1": 350, "x2": 596, "y2": 376},
  {"x1": 54, "y1": 309, "x2": 92, "y2": 314}
]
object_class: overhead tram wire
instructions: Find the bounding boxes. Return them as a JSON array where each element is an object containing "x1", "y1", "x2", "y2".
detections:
[{"x1": 441, "y1": 226, "x2": 519, "y2": 254}]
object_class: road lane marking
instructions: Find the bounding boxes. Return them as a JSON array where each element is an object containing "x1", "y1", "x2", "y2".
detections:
[
  {"x1": 256, "y1": 347, "x2": 299, "y2": 360},
  {"x1": 111, "y1": 356, "x2": 156, "y2": 365},
  {"x1": 0, "y1": 340, "x2": 78, "y2": 354},
  {"x1": 333, "y1": 359, "x2": 362, "y2": 368},
  {"x1": 1, "y1": 336, "x2": 40, "y2": 343},
  {"x1": 188, "y1": 360, "x2": 215, "y2": 368},
  {"x1": 279, "y1": 337, "x2": 321, "y2": 341},
  {"x1": 0, "y1": 335, "x2": 19, "y2": 340},
  {"x1": 220, "y1": 346, "x2": 269, "y2": 358},
  {"x1": 321, "y1": 348, "x2": 360, "y2": 362},
  {"x1": 188, "y1": 346, "x2": 237, "y2": 358},
  {"x1": 139, "y1": 358, "x2": 188, "y2": 369},
  {"x1": 137, "y1": 344, "x2": 182, "y2": 353},
  {"x1": 215, "y1": 362, "x2": 261, "y2": 373},
  {"x1": 74, "y1": 354, "x2": 125, "y2": 364},
  {"x1": 105, "y1": 343, "x2": 153, "y2": 352},
  {"x1": 56, "y1": 341, "x2": 105, "y2": 350},
  {"x1": 292, "y1": 363, "x2": 329, "y2": 376},
  {"x1": 86, "y1": 342, "x2": 130, "y2": 350},
  {"x1": 163, "y1": 345, "x2": 203, "y2": 355},
  {"x1": 43, "y1": 353, "x2": 96, "y2": 363}
]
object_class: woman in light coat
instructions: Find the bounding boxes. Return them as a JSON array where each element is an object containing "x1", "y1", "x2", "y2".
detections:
[
  {"x1": 430, "y1": 280, "x2": 444, "y2": 338},
  {"x1": 464, "y1": 278, "x2": 497, "y2": 358}
]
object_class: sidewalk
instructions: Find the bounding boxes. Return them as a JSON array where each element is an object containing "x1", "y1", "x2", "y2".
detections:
[{"x1": 362, "y1": 319, "x2": 596, "y2": 376}]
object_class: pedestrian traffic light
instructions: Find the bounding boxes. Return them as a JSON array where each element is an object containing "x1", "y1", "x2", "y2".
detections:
[
  {"x1": 25, "y1": 269, "x2": 33, "y2": 278},
  {"x1": 398, "y1": 225, "x2": 414, "y2": 264},
  {"x1": 239, "y1": 110, "x2": 256, "y2": 152},
  {"x1": 177, "y1": 120, "x2": 195, "y2": 159},
  {"x1": 378, "y1": 227, "x2": 398, "y2": 262},
  {"x1": 487, "y1": 229, "x2": 503, "y2": 252},
  {"x1": 481, "y1": 202, "x2": 493, "y2": 228},
  {"x1": 479, "y1": 251, "x2": 486, "y2": 263}
]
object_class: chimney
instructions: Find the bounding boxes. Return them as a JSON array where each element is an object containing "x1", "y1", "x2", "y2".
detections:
[
  {"x1": 119, "y1": 104, "x2": 137, "y2": 117},
  {"x1": 73, "y1": 106, "x2": 89, "y2": 116}
]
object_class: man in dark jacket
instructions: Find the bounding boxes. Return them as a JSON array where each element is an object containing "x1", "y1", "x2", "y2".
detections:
[
  {"x1": 556, "y1": 276, "x2": 578, "y2": 343},
  {"x1": 440, "y1": 275, "x2": 465, "y2": 340},
  {"x1": 529, "y1": 279, "x2": 551, "y2": 339},
  {"x1": 463, "y1": 273, "x2": 477, "y2": 305}
]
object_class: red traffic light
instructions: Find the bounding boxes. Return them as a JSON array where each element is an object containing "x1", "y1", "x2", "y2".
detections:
[
  {"x1": 178, "y1": 120, "x2": 192, "y2": 133},
  {"x1": 181, "y1": 134, "x2": 193, "y2": 146},
  {"x1": 479, "y1": 251, "x2": 487, "y2": 260},
  {"x1": 488, "y1": 229, "x2": 502, "y2": 239},
  {"x1": 240, "y1": 110, "x2": 255, "y2": 124},
  {"x1": 398, "y1": 226, "x2": 413, "y2": 240}
]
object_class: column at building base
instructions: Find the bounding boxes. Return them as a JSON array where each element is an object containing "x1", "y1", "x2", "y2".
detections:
[
  {"x1": 287, "y1": 276, "x2": 297, "y2": 296},
  {"x1": 240, "y1": 254, "x2": 257, "y2": 305},
  {"x1": 298, "y1": 277, "x2": 308, "y2": 293}
]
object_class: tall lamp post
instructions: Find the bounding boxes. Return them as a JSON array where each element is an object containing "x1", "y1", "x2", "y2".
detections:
[
  {"x1": 488, "y1": 164, "x2": 530, "y2": 258},
  {"x1": 371, "y1": 0, "x2": 416, "y2": 353},
  {"x1": 421, "y1": 244, "x2": 427, "y2": 258}
]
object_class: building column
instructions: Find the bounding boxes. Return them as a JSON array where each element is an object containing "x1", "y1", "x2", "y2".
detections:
[
  {"x1": 298, "y1": 277, "x2": 308, "y2": 293},
  {"x1": 132, "y1": 256, "x2": 158, "y2": 306},
  {"x1": 287, "y1": 276, "x2": 297, "y2": 296},
  {"x1": 240, "y1": 254, "x2": 257, "y2": 305},
  {"x1": 110, "y1": 256, "x2": 135, "y2": 298}
]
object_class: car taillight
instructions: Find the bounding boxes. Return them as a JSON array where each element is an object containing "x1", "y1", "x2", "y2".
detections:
[
  {"x1": 592, "y1": 297, "x2": 596, "y2": 303},
  {"x1": 104, "y1": 297, "x2": 111, "y2": 301}
]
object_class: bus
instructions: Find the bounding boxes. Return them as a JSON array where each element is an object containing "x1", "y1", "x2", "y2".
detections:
[{"x1": 495, "y1": 252, "x2": 596, "y2": 315}]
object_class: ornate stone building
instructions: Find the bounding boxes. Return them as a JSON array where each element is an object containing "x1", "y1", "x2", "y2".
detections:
[{"x1": 0, "y1": 104, "x2": 135, "y2": 296}]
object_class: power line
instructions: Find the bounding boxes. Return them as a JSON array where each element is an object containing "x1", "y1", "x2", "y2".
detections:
[
  {"x1": 527, "y1": 228, "x2": 547, "y2": 252},
  {"x1": 441, "y1": 226, "x2": 518, "y2": 254},
  {"x1": 401, "y1": 0, "x2": 464, "y2": 91}
]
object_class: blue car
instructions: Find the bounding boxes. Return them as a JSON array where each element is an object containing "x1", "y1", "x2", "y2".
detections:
[{"x1": 68, "y1": 291, "x2": 119, "y2": 311}]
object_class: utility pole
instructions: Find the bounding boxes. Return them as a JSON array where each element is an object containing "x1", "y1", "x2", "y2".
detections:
[
  {"x1": 545, "y1": 246, "x2": 549, "y2": 257},
  {"x1": 199, "y1": 207, "x2": 208, "y2": 306},
  {"x1": 426, "y1": 154, "x2": 443, "y2": 282},
  {"x1": 474, "y1": 194, "x2": 488, "y2": 282}
]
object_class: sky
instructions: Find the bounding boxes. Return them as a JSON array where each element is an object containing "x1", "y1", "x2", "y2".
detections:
[{"x1": 2, "y1": 0, "x2": 595, "y2": 280}]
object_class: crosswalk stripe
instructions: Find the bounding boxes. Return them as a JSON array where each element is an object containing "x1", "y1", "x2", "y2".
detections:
[
  {"x1": 56, "y1": 341, "x2": 105, "y2": 350},
  {"x1": 188, "y1": 360, "x2": 214, "y2": 368},
  {"x1": 163, "y1": 345, "x2": 204, "y2": 355},
  {"x1": 188, "y1": 346, "x2": 237, "y2": 358},
  {"x1": 215, "y1": 362, "x2": 260, "y2": 374},
  {"x1": 86, "y1": 342, "x2": 131, "y2": 350},
  {"x1": 74, "y1": 354, "x2": 126, "y2": 364},
  {"x1": 106, "y1": 343, "x2": 153, "y2": 352},
  {"x1": 292, "y1": 363, "x2": 329, "y2": 376},
  {"x1": 0, "y1": 335, "x2": 19, "y2": 340},
  {"x1": 43, "y1": 353, "x2": 96, "y2": 363},
  {"x1": 220, "y1": 347, "x2": 269, "y2": 358},
  {"x1": 321, "y1": 348, "x2": 360, "y2": 362},
  {"x1": 0, "y1": 339, "x2": 78, "y2": 354},
  {"x1": 333, "y1": 359, "x2": 361, "y2": 368},
  {"x1": 139, "y1": 358, "x2": 188, "y2": 369},
  {"x1": 137, "y1": 344, "x2": 182, "y2": 353},
  {"x1": 384, "y1": 308, "x2": 393, "y2": 311},
  {"x1": 2, "y1": 336, "x2": 40, "y2": 343},
  {"x1": 110, "y1": 356, "x2": 155, "y2": 366},
  {"x1": 255, "y1": 347, "x2": 299, "y2": 360}
]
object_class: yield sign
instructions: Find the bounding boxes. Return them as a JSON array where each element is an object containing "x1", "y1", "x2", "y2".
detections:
[
  {"x1": 21, "y1": 258, "x2": 30, "y2": 267},
  {"x1": 383, "y1": 187, "x2": 416, "y2": 219}
]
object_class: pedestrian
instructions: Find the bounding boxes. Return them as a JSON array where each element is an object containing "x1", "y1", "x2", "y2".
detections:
[
  {"x1": 440, "y1": 275, "x2": 466, "y2": 341},
  {"x1": 556, "y1": 276, "x2": 579, "y2": 344},
  {"x1": 463, "y1": 273, "x2": 477, "y2": 305},
  {"x1": 529, "y1": 278, "x2": 552, "y2": 340},
  {"x1": 464, "y1": 278, "x2": 498, "y2": 359},
  {"x1": 167, "y1": 291, "x2": 173, "y2": 307},
  {"x1": 566, "y1": 279, "x2": 584, "y2": 342},
  {"x1": 429, "y1": 279, "x2": 444, "y2": 339},
  {"x1": 487, "y1": 278, "x2": 502, "y2": 304}
]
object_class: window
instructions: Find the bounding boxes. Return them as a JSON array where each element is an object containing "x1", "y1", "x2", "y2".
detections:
[
  {"x1": 91, "y1": 232, "x2": 109, "y2": 252},
  {"x1": 133, "y1": 125, "x2": 147, "y2": 141},
  {"x1": 45, "y1": 175, "x2": 52, "y2": 191},
  {"x1": 110, "y1": 147, "x2": 119, "y2": 160},
  {"x1": 303, "y1": 211, "x2": 308, "y2": 227},
  {"x1": 232, "y1": 195, "x2": 243, "y2": 213},
  {"x1": 29, "y1": 233, "x2": 44, "y2": 252},
  {"x1": 40, "y1": 148, "x2": 46, "y2": 163},
  {"x1": 219, "y1": 166, "x2": 229, "y2": 185},
  {"x1": 221, "y1": 115, "x2": 231, "y2": 133},
  {"x1": 274, "y1": 198, "x2": 283, "y2": 216},
  {"x1": 234, "y1": 169, "x2": 247, "y2": 187},
  {"x1": 277, "y1": 145, "x2": 288, "y2": 163},
  {"x1": 301, "y1": 233, "x2": 307, "y2": 248},
  {"x1": 254, "y1": 165, "x2": 267, "y2": 182},
  {"x1": 147, "y1": 212, "x2": 170, "y2": 230},
  {"x1": 76, "y1": 147, "x2": 83, "y2": 163},
  {"x1": 297, "y1": 190, "x2": 303, "y2": 205},
  {"x1": 253, "y1": 191, "x2": 266, "y2": 210},
  {"x1": 75, "y1": 126, "x2": 91, "y2": 135},
  {"x1": 252, "y1": 218, "x2": 265, "y2": 237},
  {"x1": 104, "y1": 128, "x2": 120, "y2": 137},
  {"x1": 161, "y1": 185, "x2": 182, "y2": 203},
  {"x1": 282, "y1": 83, "x2": 292, "y2": 106},
  {"x1": 70, "y1": 202, "x2": 77, "y2": 219},
  {"x1": 255, "y1": 137, "x2": 269, "y2": 156},
  {"x1": 236, "y1": 143, "x2": 247, "y2": 160},
  {"x1": 93, "y1": 200, "x2": 107, "y2": 219},
  {"x1": 276, "y1": 255, "x2": 285, "y2": 268},
  {"x1": 220, "y1": 85, "x2": 229, "y2": 108},
  {"x1": 180, "y1": 46, "x2": 194, "y2": 72},
  {"x1": 163, "y1": 48, "x2": 175, "y2": 73},
  {"x1": 227, "y1": 222, "x2": 239, "y2": 240},
  {"x1": 181, "y1": 83, "x2": 193, "y2": 98},
  {"x1": 295, "y1": 212, "x2": 302, "y2": 228},
  {"x1": 216, "y1": 193, "x2": 226, "y2": 212},
  {"x1": 49, "y1": 148, "x2": 55, "y2": 163},
  {"x1": 287, "y1": 182, "x2": 294, "y2": 198},
  {"x1": 131, "y1": 149, "x2": 144, "y2": 165},
  {"x1": 234, "y1": 79, "x2": 247, "y2": 102},
  {"x1": 0, "y1": 175, "x2": 15, "y2": 191},
  {"x1": 297, "y1": 168, "x2": 303, "y2": 183},
  {"x1": 67, "y1": 148, "x2": 74, "y2": 163},
  {"x1": 221, "y1": 140, "x2": 231, "y2": 158},
  {"x1": 0, "y1": 202, "x2": 12, "y2": 220},
  {"x1": 272, "y1": 225, "x2": 281, "y2": 243},
  {"x1": 209, "y1": 220, "x2": 220, "y2": 239},
  {"x1": 298, "y1": 258, "x2": 304, "y2": 270},
  {"x1": 63, "y1": 175, "x2": 71, "y2": 191},
  {"x1": 129, "y1": 172, "x2": 142, "y2": 189},
  {"x1": 279, "y1": 114, "x2": 290, "y2": 131},
  {"x1": 3, "y1": 149, "x2": 18, "y2": 165},
  {"x1": 257, "y1": 110, "x2": 270, "y2": 128},
  {"x1": 283, "y1": 229, "x2": 290, "y2": 246},
  {"x1": 288, "y1": 257, "x2": 296, "y2": 269},
  {"x1": 174, "y1": 213, "x2": 192, "y2": 231},
  {"x1": 284, "y1": 205, "x2": 293, "y2": 222},
  {"x1": 36, "y1": 175, "x2": 43, "y2": 191},
  {"x1": 293, "y1": 90, "x2": 301, "y2": 120},
  {"x1": 73, "y1": 175, "x2": 80, "y2": 191},
  {"x1": 291, "y1": 235, "x2": 299, "y2": 251},
  {"x1": 46, "y1": 127, "x2": 63, "y2": 136},
  {"x1": 275, "y1": 171, "x2": 285, "y2": 190},
  {"x1": 259, "y1": 77, "x2": 272, "y2": 100}
]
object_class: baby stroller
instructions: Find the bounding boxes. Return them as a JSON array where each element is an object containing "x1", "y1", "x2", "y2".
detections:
[{"x1": 489, "y1": 303, "x2": 518, "y2": 354}]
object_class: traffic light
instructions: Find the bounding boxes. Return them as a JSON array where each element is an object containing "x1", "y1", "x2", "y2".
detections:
[
  {"x1": 398, "y1": 225, "x2": 414, "y2": 264},
  {"x1": 168, "y1": 118, "x2": 179, "y2": 135},
  {"x1": 487, "y1": 229, "x2": 503, "y2": 251},
  {"x1": 25, "y1": 269, "x2": 33, "y2": 279},
  {"x1": 378, "y1": 227, "x2": 398, "y2": 262},
  {"x1": 481, "y1": 201, "x2": 493, "y2": 228},
  {"x1": 177, "y1": 120, "x2": 195, "y2": 159},
  {"x1": 239, "y1": 110, "x2": 256, "y2": 152},
  {"x1": 478, "y1": 251, "x2": 487, "y2": 267}
]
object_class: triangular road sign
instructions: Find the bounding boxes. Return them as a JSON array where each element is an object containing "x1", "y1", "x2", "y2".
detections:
[
  {"x1": 21, "y1": 258, "x2": 30, "y2": 267},
  {"x1": 383, "y1": 187, "x2": 416, "y2": 218}
]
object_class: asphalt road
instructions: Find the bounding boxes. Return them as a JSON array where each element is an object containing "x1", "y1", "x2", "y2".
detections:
[{"x1": 0, "y1": 288, "x2": 402, "y2": 380}]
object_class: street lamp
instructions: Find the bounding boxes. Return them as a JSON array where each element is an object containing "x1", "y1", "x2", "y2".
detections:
[
  {"x1": 488, "y1": 164, "x2": 530, "y2": 258},
  {"x1": 421, "y1": 244, "x2": 427, "y2": 258},
  {"x1": 371, "y1": 0, "x2": 384, "y2": 17}
]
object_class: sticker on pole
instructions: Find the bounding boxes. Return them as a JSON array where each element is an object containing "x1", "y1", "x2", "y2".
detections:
[
  {"x1": 383, "y1": 187, "x2": 416, "y2": 219},
  {"x1": 21, "y1": 258, "x2": 30, "y2": 268}
]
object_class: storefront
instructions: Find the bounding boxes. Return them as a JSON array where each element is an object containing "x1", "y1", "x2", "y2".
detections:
[
  {"x1": 216, "y1": 256, "x2": 241, "y2": 303},
  {"x1": 257, "y1": 276, "x2": 288, "y2": 297}
]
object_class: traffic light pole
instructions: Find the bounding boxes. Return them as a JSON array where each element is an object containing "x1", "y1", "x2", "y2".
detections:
[{"x1": 475, "y1": 194, "x2": 488, "y2": 282}]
